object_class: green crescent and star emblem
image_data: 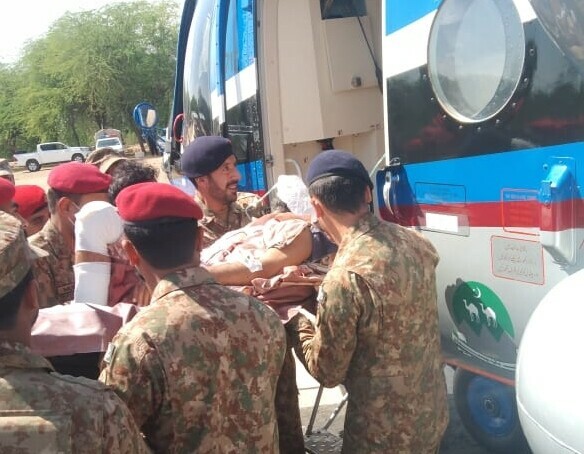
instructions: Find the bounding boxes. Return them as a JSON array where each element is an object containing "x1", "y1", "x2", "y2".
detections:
[{"x1": 452, "y1": 281, "x2": 515, "y2": 341}]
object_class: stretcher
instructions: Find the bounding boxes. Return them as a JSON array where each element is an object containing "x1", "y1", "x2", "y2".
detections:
[
  {"x1": 304, "y1": 384, "x2": 347, "y2": 454},
  {"x1": 31, "y1": 303, "x2": 139, "y2": 378}
]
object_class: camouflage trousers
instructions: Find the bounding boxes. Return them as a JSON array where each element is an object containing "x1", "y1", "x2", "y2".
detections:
[{"x1": 275, "y1": 333, "x2": 305, "y2": 454}]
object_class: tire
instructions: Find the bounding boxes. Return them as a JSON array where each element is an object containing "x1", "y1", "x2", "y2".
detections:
[
  {"x1": 71, "y1": 153, "x2": 85, "y2": 163},
  {"x1": 453, "y1": 369, "x2": 530, "y2": 453},
  {"x1": 26, "y1": 159, "x2": 41, "y2": 172}
]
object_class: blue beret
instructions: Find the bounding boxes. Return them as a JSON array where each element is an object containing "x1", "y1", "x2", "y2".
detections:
[
  {"x1": 181, "y1": 136, "x2": 234, "y2": 178},
  {"x1": 116, "y1": 182, "x2": 203, "y2": 222},
  {"x1": 307, "y1": 150, "x2": 373, "y2": 189}
]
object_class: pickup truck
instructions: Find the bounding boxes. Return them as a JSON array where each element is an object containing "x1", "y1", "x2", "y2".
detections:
[
  {"x1": 95, "y1": 137, "x2": 124, "y2": 155},
  {"x1": 13, "y1": 142, "x2": 91, "y2": 172}
]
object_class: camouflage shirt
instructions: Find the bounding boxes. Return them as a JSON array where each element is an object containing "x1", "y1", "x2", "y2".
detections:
[
  {"x1": 100, "y1": 266, "x2": 286, "y2": 453},
  {"x1": 0, "y1": 340, "x2": 150, "y2": 453},
  {"x1": 290, "y1": 213, "x2": 449, "y2": 453},
  {"x1": 29, "y1": 220, "x2": 74, "y2": 307},
  {"x1": 197, "y1": 192, "x2": 266, "y2": 249}
]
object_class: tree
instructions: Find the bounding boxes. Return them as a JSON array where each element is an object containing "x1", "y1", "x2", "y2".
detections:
[{"x1": 4, "y1": 0, "x2": 179, "y2": 148}]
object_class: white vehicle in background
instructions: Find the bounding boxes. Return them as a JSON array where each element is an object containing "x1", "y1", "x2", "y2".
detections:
[
  {"x1": 95, "y1": 137, "x2": 124, "y2": 155},
  {"x1": 13, "y1": 142, "x2": 90, "y2": 172}
]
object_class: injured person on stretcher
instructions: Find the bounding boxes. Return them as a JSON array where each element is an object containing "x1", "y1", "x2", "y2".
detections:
[{"x1": 203, "y1": 214, "x2": 335, "y2": 321}]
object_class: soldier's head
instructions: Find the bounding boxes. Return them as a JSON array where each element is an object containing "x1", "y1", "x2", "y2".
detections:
[
  {"x1": 85, "y1": 147, "x2": 127, "y2": 175},
  {"x1": 46, "y1": 162, "x2": 111, "y2": 238},
  {"x1": 0, "y1": 179, "x2": 31, "y2": 232},
  {"x1": 0, "y1": 159, "x2": 15, "y2": 185},
  {"x1": 306, "y1": 150, "x2": 373, "y2": 241},
  {"x1": 13, "y1": 185, "x2": 49, "y2": 237},
  {"x1": 108, "y1": 160, "x2": 158, "y2": 203},
  {"x1": 181, "y1": 136, "x2": 240, "y2": 207},
  {"x1": 0, "y1": 178, "x2": 16, "y2": 214},
  {"x1": 0, "y1": 212, "x2": 46, "y2": 339},
  {"x1": 116, "y1": 182, "x2": 204, "y2": 288}
]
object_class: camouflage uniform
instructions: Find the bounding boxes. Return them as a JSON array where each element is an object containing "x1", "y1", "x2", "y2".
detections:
[
  {"x1": 0, "y1": 341, "x2": 150, "y2": 453},
  {"x1": 290, "y1": 213, "x2": 449, "y2": 453},
  {"x1": 100, "y1": 266, "x2": 286, "y2": 453},
  {"x1": 29, "y1": 220, "x2": 74, "y2": 307},
  {"x1": 275, "y1": 333, "x2": 305, "y2": 454},
  {"x1": 197, "y1": 192, "x2": 265, "y2": 249}
]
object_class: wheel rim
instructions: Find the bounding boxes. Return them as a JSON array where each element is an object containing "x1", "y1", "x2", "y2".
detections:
[
  {"x1": 29, "y1": 162, "x2": 38, "y2": 171},
  {"x1": 467, "y1": 376, "x2": 517, "y2": 437},
  {"x1": 73, "y1": 155, "x2": 83, "y2": 162}
]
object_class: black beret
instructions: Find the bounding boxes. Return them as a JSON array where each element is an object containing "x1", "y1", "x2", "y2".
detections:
[
  {"x1": 181, "y1": 136, "x2": 234, "y2": 178},
  {"x1": 307, "y1": 150, "x2": 373, "y2": 189}
]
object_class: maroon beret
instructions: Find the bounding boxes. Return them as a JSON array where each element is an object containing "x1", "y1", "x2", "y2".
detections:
[
  {"x1": 116, "y1": 182, "x2": 203, "y2": 222},
  {"x1": 48, "y1": 162, "x2": 111, "y2": 194},
  {"x1": 0, "y1": 178, "x2": 15, "y2": 206},
  {"x1": 13, "y1": 185, "x2": 47, "y2": 219}
]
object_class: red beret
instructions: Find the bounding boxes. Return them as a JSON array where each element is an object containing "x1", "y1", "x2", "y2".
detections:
[
  {"x1": 0, "y1": 178, "x2": 15, "y2": 206},
  {"x1": 13, "y1": 185, "x2": 47, "y2": 219},
  {"x1": 48, "y1": 162, "x2": 111, "y2": 194},
  {"x1": 116, "y1": 182, "x2": 203, "y2": 222}
]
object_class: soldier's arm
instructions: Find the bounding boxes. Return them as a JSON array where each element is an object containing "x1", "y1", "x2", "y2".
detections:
[
  {"x1": 206, "y1": 226, "x2": 312, "y2": 285},
  {"x1": 102, "y1": 390, "x2": 153, "y2": 453},
  {"x1": 237, "y1": 192, "x2": 267, "y2": 218},
  {"x1": 289, "y1": 271, "x2": 361, "y2": 387},
  {"x1": 31, "y1": 256, "x2": 58, "y2": 307},
  {"x1": 99, "y1": 333, "x2": 166, "y2": 434}
]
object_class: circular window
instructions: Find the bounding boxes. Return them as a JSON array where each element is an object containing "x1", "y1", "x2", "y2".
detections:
[{"x1": 428, "y1": 0, "x2": 526, "y2": 124}]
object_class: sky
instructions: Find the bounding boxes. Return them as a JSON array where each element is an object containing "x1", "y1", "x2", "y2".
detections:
[{"x1": 1, "y1": 0, "x2": 179, "y2": 64}]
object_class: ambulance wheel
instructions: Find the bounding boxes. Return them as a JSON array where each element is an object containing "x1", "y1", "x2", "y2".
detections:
[{"x1": 453, "y1": 369, "x2": 530, "y2": 453}]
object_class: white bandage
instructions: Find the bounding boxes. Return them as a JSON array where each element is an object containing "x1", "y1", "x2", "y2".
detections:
[
  {"x1": 75, "y1": 201, "x2": 123, "y2": 256},
  {"x1": 73, "y1": 262, "x2": 111, "y2": 305}
]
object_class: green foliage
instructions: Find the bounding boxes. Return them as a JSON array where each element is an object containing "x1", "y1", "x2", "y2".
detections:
[{"x1": 0, "y1": 0, "x2": 178, "y2": 155}]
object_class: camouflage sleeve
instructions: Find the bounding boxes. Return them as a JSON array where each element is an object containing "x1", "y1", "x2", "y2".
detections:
[
  {"x1": 102, "y1": 390, "x2": 152, "y2": 453},
  {"x1": 237, "y1": 192, "x2": 268, "y2": 218},
  {"x1": 99, "y1": 332, "x2": 166, "y2": 434},
  {"x1": 289, "y1": 270, "x2": 361, "y2": 387},
  {"x1": 32, "y1": 256, "x2": 58, "y2": 308}
]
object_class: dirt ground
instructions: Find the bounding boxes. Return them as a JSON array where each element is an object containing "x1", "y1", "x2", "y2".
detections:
[{"x1": 11, "y1": 154, "x2": 166, "y2": 188}]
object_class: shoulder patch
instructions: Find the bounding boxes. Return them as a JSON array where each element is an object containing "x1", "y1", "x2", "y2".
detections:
[
  {"x1": 317, "y1": 285, "x2": 326, "y2": 304},
  {"x1": 103, "y1": 342, "x2": 116, "y2": 365}
]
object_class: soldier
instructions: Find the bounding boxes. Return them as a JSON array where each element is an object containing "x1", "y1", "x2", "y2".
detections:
[
  {"x1": 0, "y1": 212, "x2": 150, "y2": 453},
  {"x1": 0, "y1": 178, "x2": 28, "y2": 229},
  {"x1": 181, "y1": 136, "x2": 265, "y2": 248},
  {"x1": 29, "y1": 162, "x2": 111, "y2": 307},
  {"x1": 0, "y1": 178, "x2": 16, "y2": 214},
  {"x1": 287, "y1": 150, "x2": 449, "y2": 453},
  {"x1": 99, "y1": 182, "x2": 286, "y2": 452},
  {"x1": 0, "y1": 158, "x2": 15, "y2": 184},
  {"x1": 85, "y1": 147, "x2": 128, "y2": 175},
  {"x1": 13, "y1": 185, "x2": 49, "y2": 236},
  {"x1": 182, "y1": 137, "x2": 307, "y2": 452},
  {"x1": 72, "y1": 159, "x2": 158, "y2": 307}
]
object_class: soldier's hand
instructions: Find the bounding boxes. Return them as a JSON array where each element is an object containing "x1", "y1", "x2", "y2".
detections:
[{"x1": 75, "y1": 201, "x2": 123, "y2": 256}]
